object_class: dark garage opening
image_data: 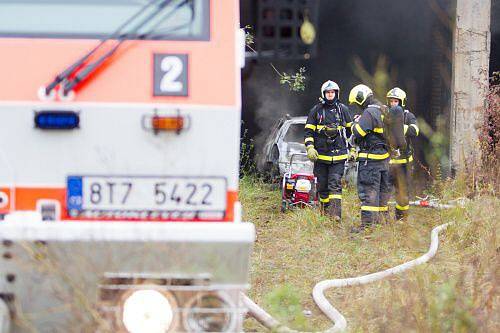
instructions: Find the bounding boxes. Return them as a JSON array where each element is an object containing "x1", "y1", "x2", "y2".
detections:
[{"x1": 241, "y1": 0, "x2": 457, "y2": 184}]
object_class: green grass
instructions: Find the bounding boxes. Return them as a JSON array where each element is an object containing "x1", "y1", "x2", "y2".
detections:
[{"x1": 240, "y1": 175, "x2": 499, "y2": 332}]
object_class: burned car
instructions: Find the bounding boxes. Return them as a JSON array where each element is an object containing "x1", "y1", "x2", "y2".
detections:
[
  {"x1": 257, "y1": 115, "x2": 312, "y2": 179},
  {"x1": 257, "y1": 115, "x2": 358, "y2": 185}
]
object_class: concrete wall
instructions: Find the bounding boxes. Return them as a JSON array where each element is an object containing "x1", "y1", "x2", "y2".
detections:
[
  {"x1": 450, "y1": 0, "x2": 491, "y2": 172},
  {"x1": 0, "y1": 299, "x2": 9, "y2": 333}
]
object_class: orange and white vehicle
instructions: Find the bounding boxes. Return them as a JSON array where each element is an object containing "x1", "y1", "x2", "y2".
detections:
[
  {"x1": 0, "y1": 0, "x2": 243, "y2": 222},
  {"x1": 0, "y1": 1, "x2": 253, "y2": 332}
]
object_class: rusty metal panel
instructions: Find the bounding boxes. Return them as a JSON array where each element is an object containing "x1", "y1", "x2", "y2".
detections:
[{"x1": 256, "y1": 0, "x2": 319, "y2": 59}]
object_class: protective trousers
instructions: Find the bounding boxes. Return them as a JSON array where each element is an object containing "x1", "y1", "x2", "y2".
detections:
[
  {"x1": 357, "y1": 160, "x2": 390, "y2": 226},
  {"x1": 390, "y1": 163, "x2": 412, "y2": 219},
  {"x1": 313, "y1": 161, "x2": 344, "y2": 219}
]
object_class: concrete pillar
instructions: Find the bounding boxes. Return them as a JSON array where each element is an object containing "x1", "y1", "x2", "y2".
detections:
[
  {"x1": 0, "y1": 299, "x2": 10, "y2": 333},
  {"x1": 450, "y1": 0, "x2": 491, "y2": 173}
]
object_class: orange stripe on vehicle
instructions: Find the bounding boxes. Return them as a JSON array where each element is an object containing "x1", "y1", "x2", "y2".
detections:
[
  {"x1": 2, "y1": 187, "x2": 238, "y2": 222},
  {"x1": 224, "y1": 190, "x2": 238, "y2": 222},
  {"x1": 13, "y1": 187, "x2": 66, "y2": 212}
]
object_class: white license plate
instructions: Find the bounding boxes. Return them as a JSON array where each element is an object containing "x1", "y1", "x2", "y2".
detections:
[{"x1": 67, "y1": 176, "x2": 227, "y2": 213}]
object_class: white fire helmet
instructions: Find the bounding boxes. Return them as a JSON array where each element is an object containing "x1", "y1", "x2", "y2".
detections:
[{"x1": 320, "y1": 80, "x2": 340, "y2": 100}]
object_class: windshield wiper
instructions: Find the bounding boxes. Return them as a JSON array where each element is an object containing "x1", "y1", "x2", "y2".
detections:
[
  {"x1": 134, "y1": 0, "x2": 194, "y2": 40},
  {"x1": 61, "y1": 0, "x2": 191, "y2": 97},
  {"x1": 147, "y1": 0, "x2": 195, "y2": 39},
  {"x1": 43, "y1": 0, "x2": 163, "y2": 96}
]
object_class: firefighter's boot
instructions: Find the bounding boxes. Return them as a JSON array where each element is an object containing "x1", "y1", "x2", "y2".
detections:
[
  {"x1": 319, "y1": 202, "x2": 330, "y2": 215},
  {"x1": 380, "y1": 211, "x2": 391, "y2": 224},
  {"x1": 395, "y1": 208, "x2": 409, "y2": 221},
  {"x1": 327, "y1": 198, "x2": 341, "y2": 221}
]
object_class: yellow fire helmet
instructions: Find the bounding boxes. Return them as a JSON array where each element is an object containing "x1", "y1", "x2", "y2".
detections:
[
  {"x1": 386, "y1": 87, "x2": 407, "y2": 107},
  {"x1": 348, "y1": 84, "x2": 373, "y2": 106}
]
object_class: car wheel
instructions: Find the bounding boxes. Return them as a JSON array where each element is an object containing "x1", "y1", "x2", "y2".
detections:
[{"x1": 269, "y1": 146, "x2": 280, "y2": 182}]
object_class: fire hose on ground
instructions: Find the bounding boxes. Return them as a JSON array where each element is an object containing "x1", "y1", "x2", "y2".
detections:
[{"x1": 242, "y1": 198, "x2": 466, "y2": 332}]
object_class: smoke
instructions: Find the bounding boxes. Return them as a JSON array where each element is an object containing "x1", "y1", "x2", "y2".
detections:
[{"x1": 242, "y1": 62, "x2": 307, "y2": 159}]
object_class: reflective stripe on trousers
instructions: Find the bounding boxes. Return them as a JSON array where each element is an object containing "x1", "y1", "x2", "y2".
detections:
[
  {"x1": 357, "y1": 159, "x2": 390, "y2": 225},
  {"x1": 314, "y1": 162, "x2": 344, "y2": 218},
  {"x1": 389, "y1": 162, "x2": 412, "y2": 218}
]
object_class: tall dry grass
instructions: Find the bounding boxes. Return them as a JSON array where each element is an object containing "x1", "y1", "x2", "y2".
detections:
[{"x1": 241, "y1": 175, "x2": 499, "y2": 332}]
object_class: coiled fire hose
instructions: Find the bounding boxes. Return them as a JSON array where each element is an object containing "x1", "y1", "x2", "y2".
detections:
[{"x1": 243, "y1": 197, "x2": 465, "y2": 332}]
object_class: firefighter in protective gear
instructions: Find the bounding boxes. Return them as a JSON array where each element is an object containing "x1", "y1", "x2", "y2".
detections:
[
  {"x1": 349, "y1": 84, "x2": 391, "y2": 230},
  {"x1": 304, "y1": 80, "x2": 353, "y2": 220},
  {"x1": 386, "y1": 87, "x2": 420, "y2": 220}
]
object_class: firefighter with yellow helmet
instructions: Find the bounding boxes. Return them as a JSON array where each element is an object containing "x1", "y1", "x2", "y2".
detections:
[
  {"x1": 386, "y1": 87, "x2": 420, "y2": 220},
  {"x1": 348, "y1": 84, "x2": 391, "y2": 231},
  {"x1": 304, "y1": 80, "x2": 353, "y2": 220}
]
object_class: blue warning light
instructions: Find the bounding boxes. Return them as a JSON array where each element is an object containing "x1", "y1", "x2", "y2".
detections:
[{"x1": 35, "y1": 111, "x2": 80, "y2": 130}]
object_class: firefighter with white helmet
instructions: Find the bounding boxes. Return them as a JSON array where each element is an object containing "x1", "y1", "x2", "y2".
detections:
[
  {"x1": 349, "y1": 84, "x2": 391, "y2": 231},
  {"x1": 304, "y1": 80, "x2": 353, "y2": 220},
  {"x1": 386, "y1": 87, "x2": 420, "y2": 220}
]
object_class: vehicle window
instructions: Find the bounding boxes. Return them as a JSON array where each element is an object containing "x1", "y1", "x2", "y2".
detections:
[
  {"x1": 263, "y1": 119, "x2": 284, "y2": 148},
  {"x1": 0, "y1": 0, "x2": 209, "y2": 40},
  {"x1": 283, "y1": 123, "x2": 305, "y2": 144},
  {"x1": 269, "y1": 118, "x2": 284, "y2": 137}
]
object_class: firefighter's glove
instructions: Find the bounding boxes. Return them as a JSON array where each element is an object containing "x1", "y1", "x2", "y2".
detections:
[
  {"x1": 306, "y1": 146, "x2": 319, "y2": 161},
  {"x1": 324, "y1": 126, "x2": 338, "y2": 137}
]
